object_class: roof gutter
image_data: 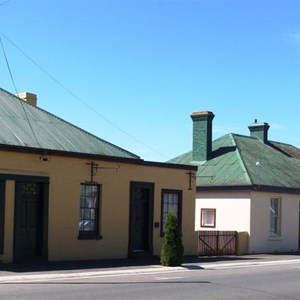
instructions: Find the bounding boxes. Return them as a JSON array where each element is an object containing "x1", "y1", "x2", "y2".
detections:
[
  {"x1": 197, "y1": 184, "x2": 300, "y2": 195},
  {"x1": 0, "y1": 144, "x2": 198, "y2": 171}
]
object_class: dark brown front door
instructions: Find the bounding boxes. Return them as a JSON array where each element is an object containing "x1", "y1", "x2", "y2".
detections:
[
  {"x1": 14, "y1": 181, "x2": 47, "y2": 262},
  {"x1": 129, "y1": 182, "x2": 154, "y2": 256}
]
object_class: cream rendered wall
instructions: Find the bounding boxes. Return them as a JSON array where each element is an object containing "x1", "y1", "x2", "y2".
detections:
[
  {"x1": 249, "y1": 191, "x2": 300, "y2": 254},
  {"x1": 195, "y1": 191, "x2": 251, "y2": 232},
  {"x1": 195, "y1": 190, "x2": 300, "y2": 255},
  {"x1": 0, "y1": 150, "x2": 197, "y2": 262}
]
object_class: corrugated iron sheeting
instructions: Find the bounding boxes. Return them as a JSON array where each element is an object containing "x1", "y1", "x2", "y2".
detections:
[
  {"x1": 235, "y1": 135, "x2": 300, "y2": 187},
  {"x1": 169, "y1": 131, "x2": 300, "y2": 189},
  {"x1": 0, "y1": 88, "x2": 139, "y2": 159}
]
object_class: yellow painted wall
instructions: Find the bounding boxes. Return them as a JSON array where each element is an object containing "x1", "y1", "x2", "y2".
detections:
[
  {"x1": 0, "y1": 150, "x2": 197, "y2": 262},
  {"x1": 0, "y1": 181, "x2": 15, "y2": 263}
]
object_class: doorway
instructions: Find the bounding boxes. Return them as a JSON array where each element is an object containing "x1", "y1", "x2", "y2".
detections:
[
  {"x1": 129, "y1": 182, "x2": 154, "y2": 257},
  {"x1": 299, "y1": 203, "x2": 300, "y2": 250},
  {"x1": 14, "y1": 181, "x2": 48, "y2": 262}
]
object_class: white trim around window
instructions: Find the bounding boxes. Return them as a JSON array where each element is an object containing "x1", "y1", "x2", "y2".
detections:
[{"x1": 269, "y1": 197, "x2": 281, "y2": 238}]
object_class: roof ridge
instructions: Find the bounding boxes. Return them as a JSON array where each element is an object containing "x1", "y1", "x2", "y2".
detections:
[
  {"x1": 270, "y1": 140, "x2": 297, "y2": 148},
  {"x1": 0, "y1": 87, "x2": 23, "y2": 101},
  {"x1": 213, "y1": 133, "x2": 230, "y2": 142},
  {"x1": 229, "y1": 133, "x2": 253, "y2": 184}
]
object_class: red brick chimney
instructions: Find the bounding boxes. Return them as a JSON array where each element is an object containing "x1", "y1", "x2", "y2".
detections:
[{"x1": 17, "y1": 92, "x2": 37, "y2": 107}]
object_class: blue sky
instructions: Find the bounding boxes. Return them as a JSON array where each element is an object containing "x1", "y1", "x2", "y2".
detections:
[{"x1": 0, "y1": 0, "x2": 300, "y2": 162}]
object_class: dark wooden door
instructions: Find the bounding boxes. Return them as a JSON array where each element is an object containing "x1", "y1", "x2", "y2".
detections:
[
  {"x1": 299, "y1": 207, "x2": 300, "y2": 251},
  {"x1": 14, "y1": 182, "x2": 44, "y2": 262},
  {"x1": 129, "y1": 182, "x2": 154, "y2": 256}
]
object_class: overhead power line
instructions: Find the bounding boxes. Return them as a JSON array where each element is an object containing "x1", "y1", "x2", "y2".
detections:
[
  {"x1": 0, "y1": 31, "x2": 168, "y2": 160},
  {"x1": 0, "y1": 34, "x2": 42, "y2": 147},
  {"x1": 0, "y1": 35, "x2": 18, "y2": 95},
  {"x1": 0, "y1": 0, "x2": 11, "y2": 7}
]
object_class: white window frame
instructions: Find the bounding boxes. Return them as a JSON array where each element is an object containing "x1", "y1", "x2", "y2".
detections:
[{"x1": 270, "y1": 197, "x2": 281, "y2": 238}]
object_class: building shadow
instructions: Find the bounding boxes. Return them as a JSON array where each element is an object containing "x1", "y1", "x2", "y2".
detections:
[{"x1": 1, "y1": 252, "x2": 299, "y2": 274}]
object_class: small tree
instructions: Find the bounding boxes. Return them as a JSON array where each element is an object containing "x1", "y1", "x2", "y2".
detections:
[{"x1": 160, "y1": 210, "x2": 184, "y2": 266}]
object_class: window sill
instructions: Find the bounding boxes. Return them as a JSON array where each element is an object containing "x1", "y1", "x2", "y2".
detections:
[
  {"x1": 78, "y1": 233, "x2": 103, "y2": 240},
  {"x1": 268, "y1": 236, "x2": 282, "y2": 241}
]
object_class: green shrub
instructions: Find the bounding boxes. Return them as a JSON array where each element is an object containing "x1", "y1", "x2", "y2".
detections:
[{"x1": 160, "y1": 210, "x2": 184, "y2": 266}]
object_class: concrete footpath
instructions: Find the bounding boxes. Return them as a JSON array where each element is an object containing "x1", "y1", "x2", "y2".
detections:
[{"x1": 0, "y1": 253, "x2": 300, "y2": 282}]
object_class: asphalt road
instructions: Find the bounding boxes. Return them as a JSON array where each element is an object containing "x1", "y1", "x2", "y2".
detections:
[{"x1": 1, "y1": 258, "x2": 300, "y2": 299}]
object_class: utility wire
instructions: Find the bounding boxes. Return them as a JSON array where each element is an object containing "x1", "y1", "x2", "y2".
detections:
[
  {"x1": 0, "y1": 31, "x2": 169, "y2": 160},
  {"x1": 0, "y1": 34, "x2": 41, "y2": 147},
  {"x1": 0, "y1": 35, "x2": 18, "y2": 95},
  {"x1": 0, "y1": 0, "x2": 11, "y2": 7}
]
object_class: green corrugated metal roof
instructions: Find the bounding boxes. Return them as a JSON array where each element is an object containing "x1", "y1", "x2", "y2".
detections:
[
  {"x1": 0, "y1": 88, "x2": 140, "y2": 159},
  {"x1": 235, "y1": 135, "x2": 300, "y2": 187},
  {"x1": 169, "y1": 132, "x2": 300, "y2": 189}
]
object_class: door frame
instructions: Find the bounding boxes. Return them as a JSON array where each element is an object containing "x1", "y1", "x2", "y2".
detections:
[
  {"x1": 13, "y1": 176, "x2": 49, "y2": 263},
  {"x1": 0, "y1": 180, "x2": 5, "y2": 255},
  {"x1": 128, "y1": 181, "x2": 154, "y2": 257},
  {"x1": 299, "y1": 202, "x2": 300, "y2": 251}
]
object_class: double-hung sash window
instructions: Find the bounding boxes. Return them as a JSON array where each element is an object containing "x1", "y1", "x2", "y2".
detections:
[
  {"x1": 161, "y1": 189, "x2": 182, "y2": 236},
  {"x1": 78, "y1": 184, "x2": 101, "y2": 240},
  {"x1": 270, "y1": 197, "x2": 281, "y2": 237}
]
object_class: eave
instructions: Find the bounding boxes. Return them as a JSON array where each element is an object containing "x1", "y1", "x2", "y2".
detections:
[
  {"x1": 0, "y1": 144, "x2": 198, "y2": 171},
  {"x1": 197, "y1": 184, "x2": 300, "y2": 195}
]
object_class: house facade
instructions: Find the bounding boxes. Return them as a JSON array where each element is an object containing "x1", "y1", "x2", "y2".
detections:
[
  {"x1": 170, "y1": 111, "x2": 300, "y2": 255},
  {"x1": 0, "y1": 88, "x2": 197, "y2": 263}
]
